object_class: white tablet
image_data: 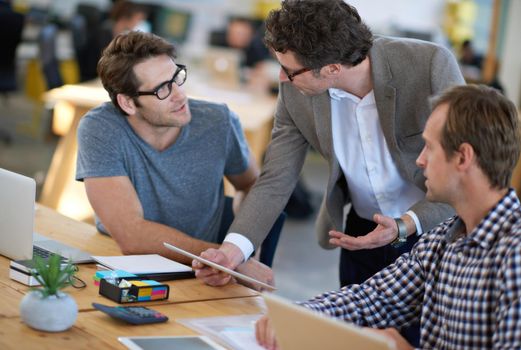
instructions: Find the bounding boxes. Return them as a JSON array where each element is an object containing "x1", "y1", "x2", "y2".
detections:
[
  {"x1": 118, "y1": 335, "x2": 226, "y2": 350},
  {"x1": 163, "y1": 242, "x2": 276, "y2": 291}
]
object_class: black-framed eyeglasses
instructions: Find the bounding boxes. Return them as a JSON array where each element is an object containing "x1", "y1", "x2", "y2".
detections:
[
  {"x1": 281, "y1": 65, "x2": 312, "y2": 82},
  {"x1": 136, "y1": 64, "x2": 187, "y2": 100}
]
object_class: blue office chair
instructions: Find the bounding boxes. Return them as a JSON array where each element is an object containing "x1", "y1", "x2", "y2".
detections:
[{"x1": 0, "y1": 3, "x2": 24, "y2": 145}]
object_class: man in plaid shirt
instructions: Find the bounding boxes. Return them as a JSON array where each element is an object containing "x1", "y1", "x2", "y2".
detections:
[{"x1": 256, "y1": 84, "x2": 521, "y2": 350}]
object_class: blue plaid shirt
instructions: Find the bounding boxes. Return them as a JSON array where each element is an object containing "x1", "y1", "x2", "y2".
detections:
[{"x1": 300, "y1": 189, "x2": 521, "y2": 349}]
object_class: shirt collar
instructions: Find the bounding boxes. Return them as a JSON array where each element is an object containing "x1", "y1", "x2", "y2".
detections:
[
  {"x1": 444, "y1": 218, "x2": 465, "y2": 244},
  {"x1": 329, "y1": 88, "x2": 354, "y2": 101},
  {"x1": 445, "y1": 188, "x2": 520, "y2": 249},
  {"x1": 328, "y1": 88, "x2": 375, "y2": 106}
]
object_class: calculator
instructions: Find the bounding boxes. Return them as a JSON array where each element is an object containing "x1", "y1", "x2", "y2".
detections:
[{"x1": 92, "y1": 303, "x2": 169, "y2": 325}]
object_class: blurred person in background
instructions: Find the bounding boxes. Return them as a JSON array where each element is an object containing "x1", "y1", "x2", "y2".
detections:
[
  {"x1": 99, "y1": 0, "x2": 149, "y2": 52},
  {"x1": 225, "y1": 17, "x2": 273, "y2": 91}
]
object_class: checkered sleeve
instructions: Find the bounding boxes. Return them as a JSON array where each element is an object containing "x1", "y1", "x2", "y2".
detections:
[
  {"x1": 298, "y1": 232, "x2": 437, "y2": 329},
  {"x1": 495, "y1": 234, "x2": 521, "y2": 348}
]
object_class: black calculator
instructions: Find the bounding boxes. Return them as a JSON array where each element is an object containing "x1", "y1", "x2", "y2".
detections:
[{"x1": 92, "y1": 303, "x2": 169, "y2": 325}]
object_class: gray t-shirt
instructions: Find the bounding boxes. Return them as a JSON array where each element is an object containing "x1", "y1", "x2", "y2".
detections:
[{"x1": 76, "y1": 100, "x2": 250, "y2": 243}]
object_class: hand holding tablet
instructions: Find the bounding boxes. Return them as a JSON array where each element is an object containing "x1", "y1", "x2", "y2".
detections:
[{"x1": 163, "y1": 242, "x2": 276, "y2": 291}]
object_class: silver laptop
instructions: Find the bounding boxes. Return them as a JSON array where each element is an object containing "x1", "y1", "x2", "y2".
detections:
[
  {"x1": 0, "y1": 167, "x2": 93, "y2": 263},
  {"x1": 203, "y1": 46, "x2": 243, "y2": 86},
  {"x1": 262, "y1": 293, "x2": 396, "y2": 350}
]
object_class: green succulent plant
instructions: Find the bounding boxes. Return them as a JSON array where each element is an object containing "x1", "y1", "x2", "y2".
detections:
[{"x1": 31, "y1": 254, "x2": 76, "y2": 298}]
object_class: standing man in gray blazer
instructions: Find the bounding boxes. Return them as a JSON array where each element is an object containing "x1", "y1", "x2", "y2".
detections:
[{"x1": 195, "y1": 0, "x2": 464, "y2": 307}]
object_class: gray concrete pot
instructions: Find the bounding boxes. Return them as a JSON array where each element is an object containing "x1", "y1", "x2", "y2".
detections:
[{"x1": 20, "y1": 291, "x2": 78, "y2": 332}]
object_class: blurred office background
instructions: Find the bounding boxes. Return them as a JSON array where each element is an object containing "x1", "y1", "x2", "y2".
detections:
[{"x1": 1, "y1": 0, "x2": 520, "y2": 301}]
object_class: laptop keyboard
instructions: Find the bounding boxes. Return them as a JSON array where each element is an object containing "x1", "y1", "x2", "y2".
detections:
[{"x1": 33, "y1": 245, "x2": 66, "y2": 261}]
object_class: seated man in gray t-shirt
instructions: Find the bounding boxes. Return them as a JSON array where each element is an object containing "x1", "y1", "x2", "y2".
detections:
[{"x1": 76, "y1": 31, "x2": 279, "y2": 285}]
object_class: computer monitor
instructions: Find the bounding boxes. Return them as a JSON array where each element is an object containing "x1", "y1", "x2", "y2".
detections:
[{"x1": 152, "y1": 6, "x2": 192, "y2": 45}]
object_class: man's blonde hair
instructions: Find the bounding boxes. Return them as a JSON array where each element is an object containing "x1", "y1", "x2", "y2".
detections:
[{"x1": 432, "y1": 84, "x2": 520, "y2": 189}]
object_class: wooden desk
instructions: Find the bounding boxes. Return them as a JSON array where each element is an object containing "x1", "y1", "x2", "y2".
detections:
[
  {"x1": 78, "y1": 297, "x2": 264, "y2": 349},
  {"x1": 0, "y1": 206, "x2": 265, "y2": 349},
  {"x1": 41, "y1": 79, "x2": 276, "y2": 221},
  {"x1": 0, "y1": 317, "x2": 114, "y2": 349},
  {"x1": 0, "y1": 283, "x2": 25, "y2": 318},
  {"x1": 1, "y1": 257, "x2": 258, "y2": 313},
  {"x1": 0, "y1": 297, "x2": 264, "y2": 349},
  {"x1": 0, "y1": 205, "x2": 257, "y2": 313}
]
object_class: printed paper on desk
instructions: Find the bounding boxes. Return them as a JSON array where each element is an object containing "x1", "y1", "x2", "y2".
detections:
[
  {"x1": 178, "y1": 314, "x2": 265, "y2": 350},
  {"x1": 92, "y1": 254, "x2": 191, "y2": 274}
]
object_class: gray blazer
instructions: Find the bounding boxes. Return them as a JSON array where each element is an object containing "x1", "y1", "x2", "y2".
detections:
[{"x1": 230, "y1": 36, "x2": 465, "y2": 249}]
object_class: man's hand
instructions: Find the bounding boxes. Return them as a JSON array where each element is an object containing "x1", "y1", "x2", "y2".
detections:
[
  {"x1": 255, "y1": 315, "x2": 278, "y2": 350},
  {"x1": 192, "y1": 248, "x2": 233, "y2": 286},
  {"x1": 236, "y1": 258, "x2": 274, "y2": 291},
  {"x1": 364, "y1": 328, "x2": 413, "y2": 350},
  {"x1": 193, "y1": 242, "x2": 245, "y2": 286},
  {"x1": 329, "y1": 213, "x2": 399, "y2": 250}
]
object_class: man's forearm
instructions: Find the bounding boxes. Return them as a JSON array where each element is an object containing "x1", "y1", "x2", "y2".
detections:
[{"x1": 109, "y1": 218, "x2": 219, "y2": 264}]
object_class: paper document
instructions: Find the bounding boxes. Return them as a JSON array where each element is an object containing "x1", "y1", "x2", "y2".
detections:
[
  {"x1": 163, "y1": 242, "x2": 275, "y2": 291},
  {"x1": 178, "y1": 314, "x2": 265, "y2": 350},
  {"x1": 92, "y1": 254, "x2": 192, "y2": 275}
]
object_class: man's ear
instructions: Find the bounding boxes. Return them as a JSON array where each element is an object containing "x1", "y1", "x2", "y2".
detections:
[
  {"x1": 456, "y1": 143, "x2": 475, "y2": 170},
  {"x1": 324, "y1": 63, "x2": 342, "y2": 76},
  {"x1": 116, "y1": 93, "x2": 137, "y2": 116}
]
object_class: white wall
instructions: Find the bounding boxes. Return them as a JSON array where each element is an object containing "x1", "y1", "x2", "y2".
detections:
[
  {"x1": 498, "y1": 0, "x2": 521, "y2": 108},
  {"x1": 344, "y1": 0, "x2": 445, "y2": 34}
]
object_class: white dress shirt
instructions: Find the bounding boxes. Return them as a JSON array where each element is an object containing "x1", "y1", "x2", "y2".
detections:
[{"x1": 329, "y1": 88, "x2": 424, "y2": 233}]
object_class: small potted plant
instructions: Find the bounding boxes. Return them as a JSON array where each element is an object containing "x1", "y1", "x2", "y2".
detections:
[{"x1": 19, "y1": 254, "x2": 78, "y2": 332}]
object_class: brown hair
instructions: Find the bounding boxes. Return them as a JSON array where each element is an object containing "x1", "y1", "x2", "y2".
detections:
[
  {"x1": 97, "y1": 31, "x2": 176, "y2": 115},
  {"x1": 432, "y1": 84, "x2": 520, "y2": 189},
  {"x1": 110, "y1": 0, "x2": 148, "y2": 22},
  {"x1": 264, "y1": 0, "x2": 373, "y2": 70}
]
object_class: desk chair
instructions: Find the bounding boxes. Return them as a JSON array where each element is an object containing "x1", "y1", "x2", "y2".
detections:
[
  {"x1": 76, "y1": 3, "x2": 104, "y2": 81},
  {"x1": 18, "y1": 23, "x2": 63, "y2": 139},
  {"x1": 39, "y1": 24, "x2": 63, "y2": 90},
  {"x1": 0, "y1": 5, "x2": 24, "y2": 145},
  {"x1": 70, "y1": 14, "x2": 88, "y2": 80}
]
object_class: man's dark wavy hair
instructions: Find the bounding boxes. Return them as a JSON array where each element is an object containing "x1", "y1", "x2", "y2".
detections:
[
  {"x1": 98, "y1": 31, "x2": 176, "y2": 115},
  {"x1": 264, "y1": 0, "x2": 373, "y2": 69}
]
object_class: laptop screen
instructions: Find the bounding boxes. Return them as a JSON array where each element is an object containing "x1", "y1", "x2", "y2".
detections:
[
  {"x1": 0, "y1": 168, "x2": 35, "y2": 260},
  {"x1": 262, "y1": 293, "x2": 396, "y2": 350}
]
